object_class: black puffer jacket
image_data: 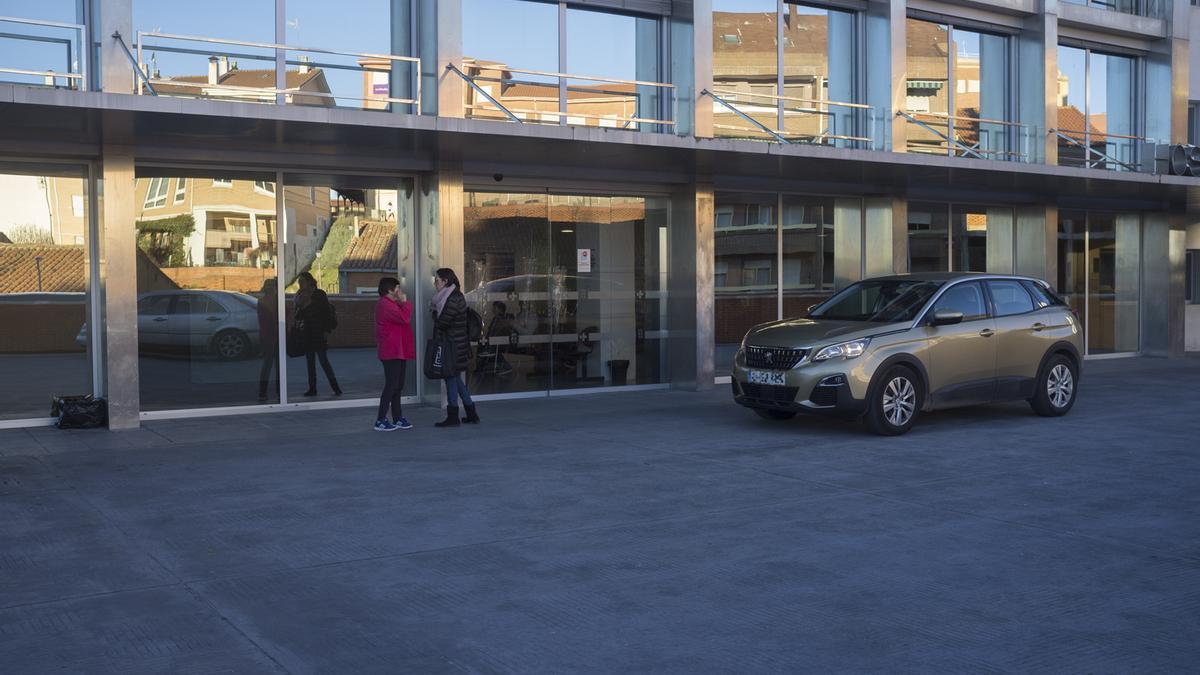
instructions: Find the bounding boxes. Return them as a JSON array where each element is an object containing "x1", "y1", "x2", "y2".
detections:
[
  {"x1": 297, "y1": 289, "x2": 334, "y2": 351},
  {"x1": 434, "y1": 290, "x2": 471, "y2": 373}
]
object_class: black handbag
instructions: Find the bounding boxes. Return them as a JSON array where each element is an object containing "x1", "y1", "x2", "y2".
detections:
[
  {"x1": 286, "y1": 322, "x2": 308, "y2": 358},
  {"x1": 423, "y1": 330, "x2": 455, "y2": 379}
]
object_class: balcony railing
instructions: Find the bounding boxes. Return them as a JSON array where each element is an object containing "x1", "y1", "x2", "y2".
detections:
[
  {"x1": 0, "y1": 15, "x2": 86, "y2": 90},
  {"x1": 121, "y1": 31, "x2": 419, "y2": 111},
  {"x1": 1053, "y1": 128, "x2": 1155, "y2": 172},
  {"x1": 450, "y1": 59, "x2": 676, "y2": 132},
  {"x1": 1060, "y1": 0, "x2": 1169, "y2": 19},
  {"x1": 704, "y1": 89, "x2": 884, "y2": 148},
  {"x1": 899, "y1": 110, "x2": 1037, "y2": 163}
]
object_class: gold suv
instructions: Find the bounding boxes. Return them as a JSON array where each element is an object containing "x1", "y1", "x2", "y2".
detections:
[{"x1": 731, "y1": 273, "x2": 1084, "y2": 435}]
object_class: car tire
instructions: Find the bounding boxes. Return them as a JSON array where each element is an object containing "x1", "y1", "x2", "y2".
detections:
[
  {"x1": 1030, "y1": 354, "x2": 1077, "y2": 417},
  {"x1": 864, "y1": 365, "x2": 921, "y2": 436},
  {"x1": 755, "y1": 409, "x2": 797, "y2": 421},
  {"x1": 213, "y1": 330, "x2": 251, "y2": 361}
]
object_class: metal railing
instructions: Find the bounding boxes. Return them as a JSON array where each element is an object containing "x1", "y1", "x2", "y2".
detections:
[
  {"x1": 1059, "y1": 0, "x2": 1168, "y2": 19},
  {"x1": 899, "y1": 110, "x2": 1035, "y2": 162},
  {"x1": 705, "y1": 88, "x2": 876, "y2": 147},
  {"x1": 0, "y1": 15, "x2": 86, "y2": 90},
  {"x1": 131, "y1": 31, "x2": 420, "y2": 110},
  {"x1": 451, "y1": 59, "x2": 676, "y2": 131},
  {"x1": 1053, "y1": 128, "x2": 1151, "y2": 172}
]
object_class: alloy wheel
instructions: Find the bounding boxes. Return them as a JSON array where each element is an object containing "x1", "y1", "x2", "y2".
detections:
[
  {"x1": 217, "y1": 333, "x2": 245, "y2": 359},
  {"x1": 882, "y1": 376, "x2": 916, "y2": 427},
  {"x1": 1047, "y1": 364, "x2": 1074, "y2": 409}
]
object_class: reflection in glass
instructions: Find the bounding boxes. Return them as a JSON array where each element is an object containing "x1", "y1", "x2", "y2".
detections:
[
  {"x1": 712, "y1": 0, "x2": 779, "y2": 139},
  {"x1": 282, "y1": 178, "x2": 415, "y2": 401},
  {"x1": 565, "y1": 8, "x2": 661, "y2": 131},
  {"x1": 952, "y1": 29, "x2": 1010, "y2": 159},
  {"x1": 134, "y1": 172, "x2": 278, "y2": 410},
  {"x1": 781, "y1": 4, "x2": 857, "y2": 144},
  {"x1": 1087, "y1": 213, "x2": 1140, "y2": 353},
  {"x1": 715, "y1": 191, "x2": 777, "y2": 374},
  {"x1": 1057, "y1": 45, "x2": 1139, "y2": 170},
  {"x1": 951, "y1": 206, "x2": 988, "y2": 272},
  {"x1": 781, "y1": 196, "x2": 834, "y2": 318},
  {"x1": 462, "y1": 0, "x2": 560, "y2": 123},
  {"x1": 0, "y1": 170, "x2": 91, "y2": 419},
  {"x1": 0, "y1": 3, "x2": 86, "y2": 89},
  {"x1": 463, "y1": 193, "x2": 553, "y2": 394},
  {"x1": 907, "y1": 203, "x2": 949, "y2": 272},
  {"x1": 905, "y1": 19, "x2": 950, "y2": 154},
  {"x1": 1056, "y1": 210, "x2": 1087, "y2": 324}
]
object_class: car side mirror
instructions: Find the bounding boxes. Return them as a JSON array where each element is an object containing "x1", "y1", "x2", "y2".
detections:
[{"x1": 930, "y1": 309, "x2": 964, "y2": 326}]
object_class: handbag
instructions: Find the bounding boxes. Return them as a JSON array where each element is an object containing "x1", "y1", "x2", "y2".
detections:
[
  {"x1": 423, "y1": 330, "x2": 455, "y2": 379},
  {"x1": 286, "y1": 321, "x2": 308, "y2": 358}
]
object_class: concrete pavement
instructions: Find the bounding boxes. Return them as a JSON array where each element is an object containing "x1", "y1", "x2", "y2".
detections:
[{"x1": 1, "y1": 357, "x2": 1199, "y2": 672}]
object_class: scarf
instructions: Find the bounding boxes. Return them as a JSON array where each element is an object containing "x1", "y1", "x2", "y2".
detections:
[{"x1": 430, "y1": 283, "x2": 455, "y2": 317}]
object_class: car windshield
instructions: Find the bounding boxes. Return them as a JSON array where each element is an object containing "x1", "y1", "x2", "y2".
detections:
[{"x1": 810, "y1": 280, "x2": 943, "y2": 323}]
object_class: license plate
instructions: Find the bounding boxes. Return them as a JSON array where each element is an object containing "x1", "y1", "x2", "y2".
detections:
[{"x1": 747, "y1": 370, "x2": 786, "y2": 386}]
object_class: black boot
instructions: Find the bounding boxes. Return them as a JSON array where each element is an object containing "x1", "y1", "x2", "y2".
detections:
[
  {"x1": 330, "y1": 378, "x2": 343, "y2": 396},
  {"x1": 435, "y1": 406, "x2": 460, "y2": 427},
  {"x1": 463, "y1": 403, "x2": 480, "y2": 424}
]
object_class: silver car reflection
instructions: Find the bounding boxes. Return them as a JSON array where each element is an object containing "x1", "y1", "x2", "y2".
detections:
[{"x1": 77, "y1": 290, "x2": 261, "y2": 360}]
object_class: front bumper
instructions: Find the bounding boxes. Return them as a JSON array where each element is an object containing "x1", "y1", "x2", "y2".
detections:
[{"x1": 730, "y1": 349, "x2": 871, "y2": 416}]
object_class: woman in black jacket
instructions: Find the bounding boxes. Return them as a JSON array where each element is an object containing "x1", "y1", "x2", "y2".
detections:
[
  {"x1": 295, "y1": 272, "x2": 342, "y2": 397},
  {"x1": 430, "y1": 267, "x2": 479, "y2": 427}
]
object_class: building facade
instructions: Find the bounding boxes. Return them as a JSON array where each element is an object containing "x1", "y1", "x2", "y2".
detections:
[{"x1": 0, "y1": 0, "x2": 1197, "y2": 429}]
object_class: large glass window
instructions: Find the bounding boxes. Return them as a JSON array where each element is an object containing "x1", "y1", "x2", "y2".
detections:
[
  {"x1": 909, "y1": 202, "x2": 1011, "y2": 273},
  {"x1": 134, "y1": 170, "x2": 279, "y2": 410},
  {"x1": 463, "y1": 0, "x2": 662, "y2": 129},
  {"x1": 0, "y1": 167, "x2": 92, "y2": 420},
  {"x1": 714, "y1": 1, "x2": 861, "y2": 144},
  {"x1": 0, "y1": 2, "x2": 87, "y2": 89},
  {"x1": 1057, "y1": 210, "x2": 1140, "y2": 354},
  {"x1": 905, "y1": 19, "x2": 1012, "y2": 159},
  {"x1": 282, "y1": 176, "x2": 416, "y2": 401},
  {"x1": 1056, "y1": 45, "x2": 1140, "y2": 170},
  {"x1": 463, "y1": 191, "x2": 668, "y2": 395},
  {"x1": 715, "y1": 192, "x2": 777, "y2": 374},
  {"x1": 781, "y1": 196, "x2": 834, "y2": 317}
]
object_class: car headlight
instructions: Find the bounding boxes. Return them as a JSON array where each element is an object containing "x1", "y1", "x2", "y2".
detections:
[{"x1": 812, "y1": 338, "x2": 870, "y2": 361}]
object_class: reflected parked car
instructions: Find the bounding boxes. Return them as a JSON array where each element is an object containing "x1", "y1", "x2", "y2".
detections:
[{"x1": 76, "y1": 290, "x2": 261, "y2": 360}]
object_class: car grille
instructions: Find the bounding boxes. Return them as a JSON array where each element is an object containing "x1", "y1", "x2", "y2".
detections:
[
  {"x1": 737, "y1": 382, "x2": 799, "y2": 405},
  {"x1": 744, "y1": 346, "x2": 808, "y2": 370},
  {"x1": 808, "y1": 385, "x2": 838, "y2": 407}
]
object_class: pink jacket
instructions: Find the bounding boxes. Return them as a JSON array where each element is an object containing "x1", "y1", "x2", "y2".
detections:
[{"x1": 375, "y1": 297, "x2": 415, "y2": 360}]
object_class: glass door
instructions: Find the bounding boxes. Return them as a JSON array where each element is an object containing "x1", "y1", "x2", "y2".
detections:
[{"x1": 1057, "y1": 210, "x2": 1140, "y2": 355}]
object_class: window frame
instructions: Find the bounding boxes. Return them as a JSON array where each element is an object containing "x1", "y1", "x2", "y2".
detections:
[
  {"x1": 174, "y1": 177, "x2": 187, "y2": 204},
  {"x1": 143, "y1": 176, "x2": 170, "y2": 209},
  {"x1": 1056, "y1": 42, "x2": 1145, "y2": 170},
  {"x1": 984, "y1": 278, "x2": 1037, "y2": 317}
]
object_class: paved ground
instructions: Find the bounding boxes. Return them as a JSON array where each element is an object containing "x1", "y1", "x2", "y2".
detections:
[{"x1": 1, "y1": 357, "x2": 1199, "y2": 673}]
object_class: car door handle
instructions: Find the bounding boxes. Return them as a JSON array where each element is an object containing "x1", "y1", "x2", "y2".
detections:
[
  {"x1": 153, "y1": 317, "x2": 167, "y2": 322},
  {"x1": 205, "y1": 316, "x2": 222, "y2": 322},
  {"x1": 979, "y1": 329, "x2": 995, "y2": 338},
  {"x1": 1032, "y1": 322, "x2": 1046, "y2": 332}
]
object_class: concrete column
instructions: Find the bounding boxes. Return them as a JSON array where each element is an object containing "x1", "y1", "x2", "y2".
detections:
[
  {"x1": 689, "y1": 0, "x2": 712, "y2": 138},
  {"x1": 437, "y1": 0, "x2": 463, "y2": 118},
  {"x1": 883, "y1": 0, "x2": 907, "y2": 153},
  {"x1": 99, "y1": 147, "x2": 139, "y2": 429},
  {"x1": 99, "y1": 0, "x2": 132, "y2": 93},
  {"x1": 1169, "y1": 0, "x2": 1190, "y2": 144},
  {"x1": 986, "y1": 207, "x2": 1015, "y2": 274},
  {"x1": 670, "y1": 181, "x2": 714, "y2": 391},
  {"x1": 1015, "y1": 205, "x2": 1055, "y2": 283},
  {"x1": 833, "y1": 198, "x2": 863, "y2": 288},
  {"x1": 864, "y1": 197, "x2": 906, "y2": 276}
]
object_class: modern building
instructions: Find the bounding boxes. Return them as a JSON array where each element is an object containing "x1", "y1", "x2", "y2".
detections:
[{"x1": 1, "y1": 0, "x2": 1198, "y2": 429}]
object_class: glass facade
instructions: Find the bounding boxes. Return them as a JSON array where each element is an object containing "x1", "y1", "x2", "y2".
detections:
[
  {"x1": 1057, "y1": 210, "x2": 1140, "y2": 354},
  {"x1": 908, "y1": 203, "x2": 1011, "y2": 273},
  {"x1": 0, "y1": 167, "x2": 92, "y2": 420},
  {"x1": 463, "y1": 191, "x2": 669, "y2": 394},
  {"x1": 713, "y1": 1, "x2": 860, "y2": 144},
  {"x1": 1057, "y1": 45, "x2": 1140, "y2": 170},
  {"x1": 905, "y1": 19, "x2": 1012, "y2": 159},
  {"x1": 0, "y1": 2, "x2": 86, "y2": 89},
  {"x1": 462, "y1": 0, "x2": 662, "y2": 129}
]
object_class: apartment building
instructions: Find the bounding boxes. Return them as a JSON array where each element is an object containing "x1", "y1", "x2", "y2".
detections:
[{"x1": 0, "y1": 0, "x2": 1196, "y2": 428}]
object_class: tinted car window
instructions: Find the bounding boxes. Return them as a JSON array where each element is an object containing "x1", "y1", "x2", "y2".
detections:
[
  {"x1": 138, "y1": 295, "x2": 173, "y2": 315},
  {"x1": 1021, "y1": 280, "x2": 1055, "y2": 309},
  {"x1": 811, "y1": 280, "x2": 942, "y2": 323},
  {"x1": 931, "y1": 282, "x2": 987, "y2": 321},
  {"x1": 987, "y1": 280, "x2": 1035, "y2": 316}
]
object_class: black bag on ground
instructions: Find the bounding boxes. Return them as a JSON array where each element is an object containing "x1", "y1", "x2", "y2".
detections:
[
  {"x1": 52, "y1": 395, "x2": 107, "y2": 429},
  {"x1": 286, "y1": 322, "x2": 308, "y2": 358},
  {"x1": 423, "y1": 331, "x2": 455, "y2": 380}
]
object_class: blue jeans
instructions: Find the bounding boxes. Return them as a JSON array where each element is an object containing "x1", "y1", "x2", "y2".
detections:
[{"x1": 444, "y1": 374, "x2": 473, "y2": 407}]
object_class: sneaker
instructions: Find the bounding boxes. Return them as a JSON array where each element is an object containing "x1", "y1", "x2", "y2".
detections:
[
  {"x1": 393, "y1": 418, "x2": 413, "y2": 430},
  {"x1": 374, "y1": 420, "x2": 398, "y2": 432}
]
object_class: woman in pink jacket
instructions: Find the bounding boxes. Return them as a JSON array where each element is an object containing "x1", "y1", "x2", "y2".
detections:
[{"x1": 374, "y1": 277, "x2": 415, "y2": 431}]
